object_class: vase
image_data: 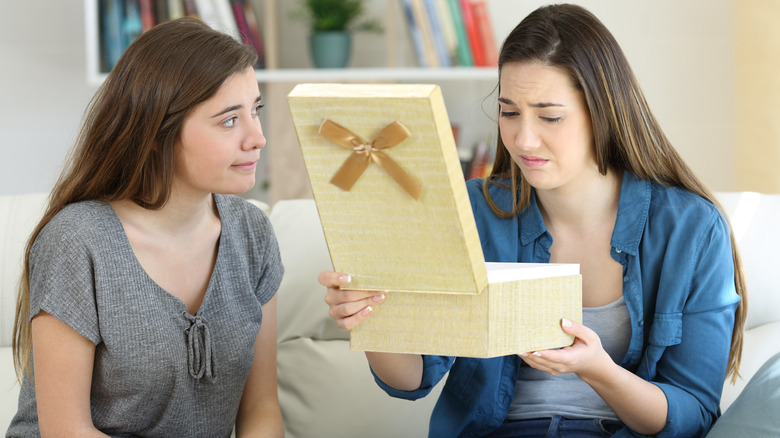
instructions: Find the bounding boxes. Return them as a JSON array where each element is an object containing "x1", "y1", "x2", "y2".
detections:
[{"x1": 310, "y1": 31, "x2": 352, "y2": 69}]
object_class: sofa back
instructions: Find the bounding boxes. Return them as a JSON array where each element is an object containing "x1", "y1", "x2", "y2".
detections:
[{"x1": 716, "y1": 192, "x2": 780, "y2": 330}]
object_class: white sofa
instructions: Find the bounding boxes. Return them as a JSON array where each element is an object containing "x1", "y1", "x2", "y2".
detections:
[{"x1": 1, "y1": 191, "x2": 779, "y2": 437}]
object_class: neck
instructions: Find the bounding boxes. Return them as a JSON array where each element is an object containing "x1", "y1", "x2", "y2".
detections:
[
  {"x1": 536, "y1": 170, "x2": 622, "y2": 231},
  {"x1": 112, "y1": 188, "x2": 218, "y2": 236}
]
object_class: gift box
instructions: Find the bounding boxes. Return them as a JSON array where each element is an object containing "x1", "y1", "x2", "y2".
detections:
[{"x1": 287, "y1": 83, "x2": 581, "y2": 357}]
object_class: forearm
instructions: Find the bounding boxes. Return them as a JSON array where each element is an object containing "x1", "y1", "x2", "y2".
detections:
[
  {"x1": 582, "y1": 361, "x2": 668, "y2": 435},
  {"x1": 366, "y1": 351, "x2": 423, "y2": 391}
]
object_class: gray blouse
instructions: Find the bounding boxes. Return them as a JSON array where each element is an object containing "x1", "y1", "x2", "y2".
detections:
[{"x1": 7, "y1": 194, "x2": 283, "y2": 438}]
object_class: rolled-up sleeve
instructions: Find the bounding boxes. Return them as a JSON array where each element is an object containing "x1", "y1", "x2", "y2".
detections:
[
  {"x1": 652, "y1": 212, "x2": 740, "y2": 437},
  {"x1": 371, "y1": 355, "x2": 454, "y2": 401}
]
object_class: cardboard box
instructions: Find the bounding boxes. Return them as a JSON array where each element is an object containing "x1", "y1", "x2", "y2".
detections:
[{"x1": 288, "y1": 83, "x2": 581, "y2": 357}]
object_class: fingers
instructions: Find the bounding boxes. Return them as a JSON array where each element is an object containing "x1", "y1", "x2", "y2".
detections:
[
  {"x1": 318, "y1": 270, "x2": 351, "y2": 288},
  {"x1": 320, "y1": 270, "x2": 386, "y2": 331}
]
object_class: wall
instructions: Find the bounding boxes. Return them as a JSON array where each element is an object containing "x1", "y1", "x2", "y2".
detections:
[
  {"x1": 736, "y1": 0, "x2": 780, "y2": 193},
  {"x1": 0, "y1": 0, "x2": 743, "y2": 198}
]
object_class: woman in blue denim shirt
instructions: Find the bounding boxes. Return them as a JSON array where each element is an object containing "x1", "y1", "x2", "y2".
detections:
[{"x1": 319, "y1": 4, "x2": 747, "y2": 437}]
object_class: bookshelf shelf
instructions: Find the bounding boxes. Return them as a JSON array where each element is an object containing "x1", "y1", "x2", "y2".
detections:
[{"x1": 254, "y1": 67, "x2": 497, "y2": 83}]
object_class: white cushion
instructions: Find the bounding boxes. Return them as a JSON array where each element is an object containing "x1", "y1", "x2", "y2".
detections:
[{"x1": 0, "y1": 193, "x2": 48, "y2": 348}]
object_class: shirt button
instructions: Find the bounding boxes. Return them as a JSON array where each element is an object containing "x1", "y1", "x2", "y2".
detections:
[{"x1": 615, "y1": 248, "x2": 622, "y2": 253}]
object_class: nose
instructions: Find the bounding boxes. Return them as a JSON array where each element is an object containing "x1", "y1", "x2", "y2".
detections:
[
  {"x1": 243, "y1": 119, "x2": 266, "y2": 150},
  {"x1": 515, "y1": 118, "x2": 540, "y2": 150}
]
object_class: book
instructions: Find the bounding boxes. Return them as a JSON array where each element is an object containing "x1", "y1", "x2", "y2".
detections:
[
  {"x1": 446, "y1": 0, "x2": 472, "y2": 66},
  {"x1": 231, "y1": 0, "x2": 265, "y2": 69},
  {"x1": 183, "y1": 0, "x2": 198, "y2": 16},
  {"x1": 400, "y1": 0, "x2": 428, "y2": 67},
  {"x1": 138, "y1": 0, "x2": 156, "y2": 30},
  {"x1": 100, "y1": 0, "x2": 125, "y2": 72},
  {"x1": 122, "y1": 0, "x2": 143, "y2": 48},
  {"x1": 287, "y1": 83, "x2": 582, "y2": 358},
  {"x1": 167, "y1": 0, "x2": 185, "y2": 19},
  {"x1": 193, "y1": 0, "x2": 221, "y2": 30},
  {"x1": 212, "y1": 0, "x2": 239, "y2": 37},
  {"x1": 466, "y1": 140, "x2": 489, "y2": 180},
  {"x1": 154, "y1": 0, "x2": 170, "y2": 24},
  {"x1": 433, "y1": 0, "x2": 458, "y2": 63},
  {"x1": 423, "y1": 0, "x2": 452, "y2": 67},
  {"x1": 409, "y1": 0, "x2": 440, "y2": 67},
  {"x1": 459, "y1": 0, "x2": 484, "y2": 66},
  {"x1": 470, "y1": 0, "x2": 497, "y2": 66}
]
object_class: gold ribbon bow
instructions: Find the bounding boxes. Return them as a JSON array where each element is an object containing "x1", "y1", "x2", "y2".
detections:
[{"x1": 319, "y1": 119, "x2": 423, "y2": 200}]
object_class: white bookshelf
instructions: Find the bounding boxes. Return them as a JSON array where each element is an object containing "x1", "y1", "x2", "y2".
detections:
[{"x1": 83, "y1": 0, "x2": 500, "y2": 202}]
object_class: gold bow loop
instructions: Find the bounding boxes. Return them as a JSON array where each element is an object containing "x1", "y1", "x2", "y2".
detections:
[{"x1": 318, "y1": 119, "x2": 423, "y2": 200}]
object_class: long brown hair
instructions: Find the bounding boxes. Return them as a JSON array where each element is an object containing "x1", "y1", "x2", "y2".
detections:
[
  {"x1": 12, "y1": 17, "x2": 257, "y2": 380},
  {"x1": 484, "y1": 4, "x2": 746, "y2": 383}
]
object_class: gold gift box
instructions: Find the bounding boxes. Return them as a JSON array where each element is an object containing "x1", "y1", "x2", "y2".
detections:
[{"x1": 288, "y1": 83, "x2": 581, "y2": 357}]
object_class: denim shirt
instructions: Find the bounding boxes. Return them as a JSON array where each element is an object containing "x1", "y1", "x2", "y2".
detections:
[{"x1": 372, "y1": 171, "x2": 740, "y2": 437}]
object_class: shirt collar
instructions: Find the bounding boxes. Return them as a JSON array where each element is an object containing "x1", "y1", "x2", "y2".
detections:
[
  {"x1": 517, "y1": 170, "x2": 650, "y2": 255},
  {"x1": 611, "y1": 171, "x2": 650, "y2": 256}
]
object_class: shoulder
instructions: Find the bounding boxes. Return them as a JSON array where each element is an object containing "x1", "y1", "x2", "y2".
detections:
[
  {"x1": 35, "y1": 201, "x2": 116, "y2": 250},
  {"x1": 466, "y1": 177, "x2": 516, "y2": 214},
  {"x1": 647, "y1": 182, "x2": 725, "y2": 231}
]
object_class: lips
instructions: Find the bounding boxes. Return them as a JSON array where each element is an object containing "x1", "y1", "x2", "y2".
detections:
[
  {"x1": 519, "y1": 155, "x2": 548, "y2": 168},
  {"x1": 232, "y1": 160, "x2": 258, "y2": 171}
]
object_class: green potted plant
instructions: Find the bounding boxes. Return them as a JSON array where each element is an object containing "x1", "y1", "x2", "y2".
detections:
[{"x1": 292, "y1": 0, "x2": 383, "y2": 68}]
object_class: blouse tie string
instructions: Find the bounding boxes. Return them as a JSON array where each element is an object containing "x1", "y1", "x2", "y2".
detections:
[{"x1": 182, "y1": 312, "x2": 215, "y2": 382}]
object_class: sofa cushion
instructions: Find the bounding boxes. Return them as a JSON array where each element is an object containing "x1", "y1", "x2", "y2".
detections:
[
  {"x1": 707, "y1": 352, "x2": 780, "y2": 437},
  {"x1": 716, "y1": 192, "x2": 780, "y2": 330},
  {"x1": 0, "y1": 193, "x2": 48, "y2": 348},
  {"x1": 270, "y1": 199, "x2": 442, "y2": 438}
]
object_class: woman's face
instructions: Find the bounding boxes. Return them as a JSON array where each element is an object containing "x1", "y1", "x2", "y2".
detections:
[
  {"x1": 498, "y1": 62, "x2": 598, "y2": 194},
  {"x1": 174, "y1": 66, "x2": 265, "y2": 197}
]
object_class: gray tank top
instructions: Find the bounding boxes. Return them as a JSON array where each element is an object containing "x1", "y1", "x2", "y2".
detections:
[{"x1": 506, "y1": 296, "x2": 631, "y2": 421}]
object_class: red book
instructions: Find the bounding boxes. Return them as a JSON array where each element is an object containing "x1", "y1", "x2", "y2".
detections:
[
  {"x1": 139, "y1": 0, "x2": 156, "y2": 30},
  {"x1": 470, "y1": 0, "x2": 497, "y2": 66},
  {"x1": 230, "y1": 0, "x2": 265, "y2": 69},
  {"x1": 459, "y1": 0, "x2": 484, "y2": 66}
]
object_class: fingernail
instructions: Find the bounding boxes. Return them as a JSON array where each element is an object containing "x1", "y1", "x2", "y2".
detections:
[
  {"x1": 361, "y1": 306, "x2": 372, "y2": 315},
  {"x1": 532, "y1": 351, "x2": 542, "y2": 357},
  {"x1": 373, "y1": 294, "x2": 385, "y2": 302},
  {"x1": 562, "y1": 318, "x2": 572, "y2": 328},
  {"x1": 518, "y1": 352, "x2": 528, "y2": 357},
  {"x1": 339, "y1": 274, "x2": 351, "y2": 284}
]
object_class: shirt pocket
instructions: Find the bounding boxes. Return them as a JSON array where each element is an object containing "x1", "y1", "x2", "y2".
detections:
[{"x1": 644, "y1": 312, "x2": 683, "y2": 378}]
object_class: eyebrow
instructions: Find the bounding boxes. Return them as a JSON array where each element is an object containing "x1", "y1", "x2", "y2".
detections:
[
  {"x1": 498, "y1": 97, "x2": 564, "y2": 108},
  {"x1": 210, "y1": 95, "x2": 263, "y2": 118}
]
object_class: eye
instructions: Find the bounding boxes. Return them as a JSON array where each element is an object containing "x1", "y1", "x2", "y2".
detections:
[
  {"x1": 540, "y1": 116, "x2": 562, "y2": 123},
  {"x1": 222, "y1": 116, "x2": 237, "y2": 128},
  {"x1": 251, "y1": 103, "x2": 264, "y2": 116},
  {"x1": 500, "y1": 110, "x2": 519, "y2": 118}
]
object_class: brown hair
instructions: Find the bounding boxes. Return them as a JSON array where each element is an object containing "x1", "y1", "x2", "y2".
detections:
[
  {"x1": 485, "y1": 4, "x2": 746, "y2": 383},
  {"x1": 12, "y1": 17, "x2": 257, "y2": 380}
]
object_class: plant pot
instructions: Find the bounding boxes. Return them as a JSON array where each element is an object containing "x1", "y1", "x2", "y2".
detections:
[{"x1": 310, "y1": 31, "x2": 352, "y2": 69}]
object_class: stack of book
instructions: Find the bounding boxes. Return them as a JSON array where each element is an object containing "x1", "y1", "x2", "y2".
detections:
[
  {"x1": 400, "y1": 0, "x2": 497, "y2": 68},
  {"x1": 98, "y1": 0, "x2": 265, "y2": 73}
]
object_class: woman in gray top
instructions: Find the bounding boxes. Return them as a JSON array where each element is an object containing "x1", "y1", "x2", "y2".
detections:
[{"x1": 7, "y1": 18, "x2": 284, "y2": 438}]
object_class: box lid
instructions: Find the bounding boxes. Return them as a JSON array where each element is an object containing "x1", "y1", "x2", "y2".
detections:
[{"x1": 288, "y1": 83, "x2": 487, "y2": 295}]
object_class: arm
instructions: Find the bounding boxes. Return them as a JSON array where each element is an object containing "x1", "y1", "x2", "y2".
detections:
[
  {"x1": 235, "y1": 295, "x2": 284, "y2": 438},
  {"x1": 32, "y1": 311, "x2": 109, "y2": 438},
  {"x1": 319, "y1": 271, "x2": 423, "y2": 391}
]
